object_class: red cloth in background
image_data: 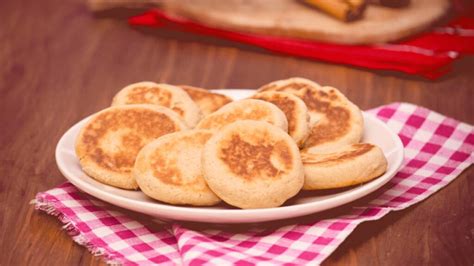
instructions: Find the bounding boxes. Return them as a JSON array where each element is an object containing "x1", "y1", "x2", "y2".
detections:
[{"x1": 129, "y1": 7, "x2": 474, "y2": 79}]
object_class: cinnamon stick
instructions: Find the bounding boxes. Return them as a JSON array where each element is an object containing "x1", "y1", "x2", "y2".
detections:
[
  {"x1": 369, "y1": 0, "x2": 410, "y2": 8},
  {"x1": 303, "y1": 0, "x2": 367, "y2": 22}
]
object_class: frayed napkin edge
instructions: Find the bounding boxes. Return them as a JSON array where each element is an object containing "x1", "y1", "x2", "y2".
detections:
[{"x1": 30, "y1": 195, "x2": 125, "y2": 266}]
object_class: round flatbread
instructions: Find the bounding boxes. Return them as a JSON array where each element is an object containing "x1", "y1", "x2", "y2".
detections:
[
  {"x1": 196, "y1": 99, "x2": 288, "y2": 132},
  {"x1": 202, "y1": 120, "x2": 304, "y2": 209},
  {"x1": 252, "y1": 91, "x2": 310, "y2": 147},
  {"x1": 75, "y1": 104, "x2": 187, "y2": 189},
  {"x1": 112, "y1": 81, "x2": 202, "y2": 127},
  {"x1": 301, "y1": 143, "x2": 387, "y2": 190},
  {"x1": 258, "y1": 78, "x2": 363, "y2": 153},
  {"x1": 134, "y1": 130, "x2": 220, "y2": 206}
]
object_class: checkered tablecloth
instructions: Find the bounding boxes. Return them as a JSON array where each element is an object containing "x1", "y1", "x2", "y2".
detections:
[{"x1": 35, "y1": 102, "x2": 473, "y2": 265}]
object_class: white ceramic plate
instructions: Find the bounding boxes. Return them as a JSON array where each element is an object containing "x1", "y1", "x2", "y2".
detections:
[{"x1": 56, "y1": 89, "x2": 403, "y2": 223}]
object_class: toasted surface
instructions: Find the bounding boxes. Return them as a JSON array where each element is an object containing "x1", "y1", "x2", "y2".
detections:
[
  {"x1": 301, "y1": 143, "x2": 387, "y2": 190},
  {"x1": 258, "y1": 78, "x2": 363, "y2": 153},
  {"x1": 258, "y1": 77, "x2": 322, "y2": 94},
  {"x1": 134, "y1": 130, "x2": 220, "y2": 206},
  {"x1": 299, "y1": 85, "x2": 364, "y2": 152},
  {"x1": 252, "y1": 91, "x2": 310, "y2": 147},
  {"x1": 180, "y1": 85, "x2": 233, "y2": 116},
  {"x1": 196, "y1": 99, "x2": 288, "y2": 132},
  {"x1": 112, "y1": 81, "x2": 202, "y2": 127},
  {"x1": 202, "y1": 120, "x2": 304, "y2": 209},
  {"x1": 75, "y1": 104, "x2": 187, "y2": 189}
]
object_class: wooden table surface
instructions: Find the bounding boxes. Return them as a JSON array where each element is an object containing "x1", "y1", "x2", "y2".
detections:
[{"x1": 1, "y1": 0, "x2": 473, "y2": 265}]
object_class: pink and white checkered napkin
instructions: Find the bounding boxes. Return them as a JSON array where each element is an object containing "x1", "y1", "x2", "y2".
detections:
[{"x1": 35, "y1": 102, "x2": 473, "y2": 265}]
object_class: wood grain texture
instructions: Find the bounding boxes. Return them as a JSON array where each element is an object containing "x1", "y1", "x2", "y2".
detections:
[{"x1": 0, "y1": 0, "x2": 473, "y2": 265}]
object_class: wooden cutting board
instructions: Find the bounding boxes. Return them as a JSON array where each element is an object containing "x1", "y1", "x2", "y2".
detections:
[{"x1": 88, "y1": 0, "x2": 450, "y2": 45}]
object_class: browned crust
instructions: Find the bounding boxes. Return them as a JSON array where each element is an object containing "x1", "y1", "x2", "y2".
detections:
[
  {"x1": 218, "y1": 134, "x2": 293, "y2": 180},
  {"x1": 180, "y1": 85, "x2": 232, "y2": 114},
  {"x1": 197, "y1": 101, "x2": 274, "y2": 130},
  {"x1": 252, "y1": 93, "x2": 297, "y2": 134},
  {"x1": 301, "y1": 143, "x2": 374, "y2": 165},
  {"x1": 301, "y1": 88, "x2": 352, "y2": 148},
  {"x1": 77, "y1": 108, "x2": 179, "y2": 174},
  {"x1": 259, "y1": 80, "x2": 354, "y2": 149},
  {"x1": 149, "y1": 131, "x2": 212, "y2": 186},
  {"x1": 116, "y1": 85, "x2": 188, "y2": 116},
  {"x1": 259, "y1": 82, "x2": 313, "y2": 93},
  {"x1": 123, "y1": 86, "x2": 171, "y2": 105}
]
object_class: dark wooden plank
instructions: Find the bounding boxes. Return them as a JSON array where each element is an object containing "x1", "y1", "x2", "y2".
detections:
[{"x1": 0, "y1": 0, "x2": 472, "y2": 265}]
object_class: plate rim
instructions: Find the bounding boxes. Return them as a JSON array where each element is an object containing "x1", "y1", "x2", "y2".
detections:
[{"x1": 55, "y1": 89, "x2": 404, "y2": 223}]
